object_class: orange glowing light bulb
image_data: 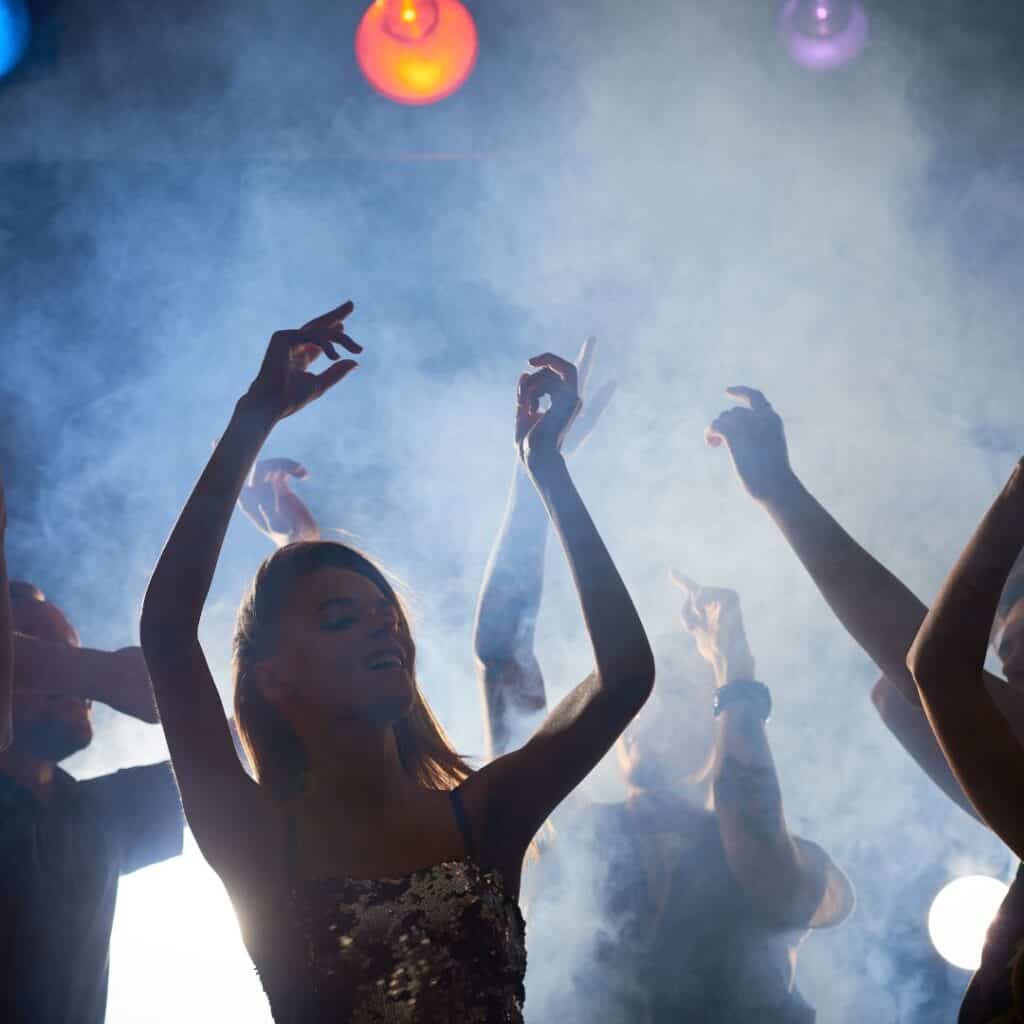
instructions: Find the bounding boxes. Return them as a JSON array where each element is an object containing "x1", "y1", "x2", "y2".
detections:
[{"x1": 355, "y1": 0, "x2": 478, "y2": 106}]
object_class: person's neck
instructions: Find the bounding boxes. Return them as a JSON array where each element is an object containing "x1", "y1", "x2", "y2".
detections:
[
  {"x1": 300, "y1": 716, "x2": 419, "y2": 821},
  {"x1": 0, "y1": 747, "x2": 58, "y2": 803}
]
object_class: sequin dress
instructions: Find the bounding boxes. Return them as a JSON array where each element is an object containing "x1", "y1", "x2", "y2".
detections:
[{"x1": 253, "y1": 787, "x2": 527, "y2": 1023}]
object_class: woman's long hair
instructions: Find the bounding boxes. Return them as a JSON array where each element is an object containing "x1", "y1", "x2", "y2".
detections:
[{"x1": 233, "y1": 541, "x2": 471, "y2": 800}]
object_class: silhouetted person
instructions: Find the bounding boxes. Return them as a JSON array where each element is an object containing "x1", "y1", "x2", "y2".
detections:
[
  {"x1": 0, "y1": 468, "x2": 183, "y2": 1024},
  {"x1": 139, "y1": 303, "x2": 655, "y2": 1021}
]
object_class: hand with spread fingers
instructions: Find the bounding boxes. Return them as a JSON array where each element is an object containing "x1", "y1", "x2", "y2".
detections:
[
  {"x1": 238, "y1": 457, "x2": 320, "y2": 547},
  {"x1": 706, "y1": 386, "x2": 795, "y2": 504},
  {"x1": 561, "y1": 336, "x2": 616, "y2": 457},
  {"x1": 243, "y1": 300, "x2": 362, "y2": 424},
  {"x1": 670, "y1": 570, "x2": 757, "y2": 687},
  {"x1": 515, "y1": 352, "x2": 584, "y2": 474}
]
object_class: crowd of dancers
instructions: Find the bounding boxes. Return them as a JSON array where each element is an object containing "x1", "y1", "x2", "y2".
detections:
[{"x1": 0, "y1": 300, "x2": 1021, "y2": 1023}]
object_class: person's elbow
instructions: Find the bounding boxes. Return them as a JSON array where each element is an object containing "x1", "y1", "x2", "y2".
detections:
[
  {"x1": 601, "y1": 648, "x2": 656, "y2": 710},
  {"x1": 905, "y1": 634, "x2": 945, "y2": 695}
]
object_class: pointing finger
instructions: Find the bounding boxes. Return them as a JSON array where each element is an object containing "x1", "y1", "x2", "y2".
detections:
[
  {"x1": 669, "y1": 569, "x2": 701, "y2": 596},
  {"x1": 302, "y1": 300, "x2": 355, "y2": 332},
  {"x1": 725, "y1": 386, "x2": 771, "y2": 412}
]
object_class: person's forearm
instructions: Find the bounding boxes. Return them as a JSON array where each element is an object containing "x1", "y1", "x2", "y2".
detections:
[
  {"x1": 763, "y1": 474, "x2": 929, "y2": 704},
  {"x1": 910, "y1": 463, "x2": 1024, "y2": 691},
  {"x1": 473, "y1": 463, "x2": 549, "y2": 666},
  {"x1": 530, "y1": 455, "x2": 654, "y2": 699},
  {"x1": 11, "y1": 635, "x2": 150, "y2": 715},
  {"x1": 713, "y1": 705, "x2": 788, "y2": 846},
  {"x1": 712, "y1": 695, "x2": 809, "y2": 921},
  {"x1": 142, "y1": 397, "x2": 274, "y2": 651}
]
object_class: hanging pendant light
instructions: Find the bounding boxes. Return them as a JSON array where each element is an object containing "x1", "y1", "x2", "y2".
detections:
[
  {"x1": 0, "y1": 0, "x2": 31, "y2": 81},
  {"x1": 779, "y1": 0, "x2": 868, "y2": 71},
  {"x1": 355, "y1": 0, "x2": 478, "y2": 105}
]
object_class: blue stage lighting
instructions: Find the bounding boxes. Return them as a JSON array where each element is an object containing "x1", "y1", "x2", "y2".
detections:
[{"x1": 0, "y1": 0, "x2": 31, "y2": 81}]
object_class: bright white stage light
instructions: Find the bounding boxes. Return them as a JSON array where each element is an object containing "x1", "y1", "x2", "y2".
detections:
[
  {"x1": 107, "y1": 831, "x2": 272, "y2": 1023},
  {"x1": 928, "y1": 875, "x2": 1009, "y2": 971}
]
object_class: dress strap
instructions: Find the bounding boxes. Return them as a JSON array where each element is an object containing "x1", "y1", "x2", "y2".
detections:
[{"x1": 449, "y1": 785, "x2": 477, "y2": 863}]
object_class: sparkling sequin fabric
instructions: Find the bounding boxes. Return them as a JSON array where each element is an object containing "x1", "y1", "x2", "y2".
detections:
[{"x1": 259, "y1": 858, "x2": 526, "y2": 1023}]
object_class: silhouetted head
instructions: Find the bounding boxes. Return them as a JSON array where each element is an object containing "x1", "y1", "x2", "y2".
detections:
[
  {"x1": 232, "y1": 541, "x2": 470, "y2": 799},
  {"x1": 615, "y1": 646, "x2": 716, "y2": 799},
  {"x1": 8, "y1": 581, "x2": 94, "y2": 761}
]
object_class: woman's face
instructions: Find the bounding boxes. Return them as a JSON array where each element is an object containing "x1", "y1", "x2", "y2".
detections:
[{"x1": 263, "y1": 567, "x2": 416, "y2": 728}]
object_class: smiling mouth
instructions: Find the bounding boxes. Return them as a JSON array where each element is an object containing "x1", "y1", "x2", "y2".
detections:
[{"x1": 366, "y1": 647, "x2": 407, "y2": 672}]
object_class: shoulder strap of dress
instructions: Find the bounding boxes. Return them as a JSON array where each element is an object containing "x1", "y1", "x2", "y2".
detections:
[{"x1": 449, "y1": 785, "x2": 477, "y2": 863}]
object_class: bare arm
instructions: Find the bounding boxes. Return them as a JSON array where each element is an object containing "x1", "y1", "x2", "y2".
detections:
[
  {"x1": 708, "y1": 387, "x2": 930, "y2": 706},
  {"x1": 673, "y1": 574, "x2": 841, "y2": 926},
  {"x1": 472, "y1": 463, "x2": 550, "y2": 759},
  {"x1": 907, "y1": 460, "x2": 1024, "y2": 856},
  {"x1": 12, "y1": 637, "x2": 159, "y2": 723},
  {"x1": 479, "y1": 355, "x2": 654, "y2": 856},
  {"x1": 139, "y1": 304, "x2": 359, "y2": 875},
  {"x1": 473, "y1": 337, "x2": 614, "y2": 759},
  {"x1": 870, "y1": 676, "x2": 982, "y2": 822},
  {"x1": 0, "y1": 482, "x2": 11, "y2": 750}
]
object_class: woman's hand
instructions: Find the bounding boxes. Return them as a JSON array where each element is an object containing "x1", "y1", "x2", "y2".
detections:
[
  {"x1": 706, "y1": 386, "x2": 796, "y2": 504},
  {"x1": 515, "y1": 352, "x2": 583, "y2": 476},
  {"x1": 670, "y1": 570, "x2": 756, "y2": 687},
  {"x1": 241, "y1": 301, "x2": 362, "y2": 424},
  {"x1": 238, "y1": 457, "x2": 320, "y2": 547}
]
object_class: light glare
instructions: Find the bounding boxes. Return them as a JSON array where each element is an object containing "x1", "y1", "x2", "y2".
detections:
[{"x1": 928, "y1": 875, "x2": 1008, "y2": 971}]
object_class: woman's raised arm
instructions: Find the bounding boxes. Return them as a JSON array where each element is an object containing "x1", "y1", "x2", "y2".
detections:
[
  {"x1": 139, "y1": 302, "x2": 359, "y2": 869},
  {"x1": 907, "y1": 459, "x2": 1024, "y2": 856},
  {"x1": 479, "y1": 352, "x2": 654, "y2": 855}
]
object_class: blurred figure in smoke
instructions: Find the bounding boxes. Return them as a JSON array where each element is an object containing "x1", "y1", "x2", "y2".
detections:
[
  {"x1": 706, "y1": 387, "x2": 1024, "y2": 825},
  {"x1": 0, "y1": 475, "x2": 184, "y2": 1024},
  {"x1": 474, "y1": 343, "x2": 852, "y2": 1023},
  {"x1": 139, "y1": 303, "x2": 655, "y2": 1022},
  {"x1": 907, "y1": 460, "x2": 1024, "y2": 1023}
]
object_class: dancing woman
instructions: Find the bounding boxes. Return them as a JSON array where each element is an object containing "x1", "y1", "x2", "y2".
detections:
[
  {"x1": 908, "y1": 459, "x2": 1024, "y2": 1023},
  {"x1": 139, "y1": 302, "x2": 655, "y2": 1022}
]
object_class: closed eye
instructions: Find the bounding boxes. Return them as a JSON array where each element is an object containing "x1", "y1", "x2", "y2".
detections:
[{"x1": 324, "y1": 617, "x2": 357, "y2": 631}]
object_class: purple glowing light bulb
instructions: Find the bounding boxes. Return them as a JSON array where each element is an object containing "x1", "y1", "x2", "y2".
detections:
[{"x1": 779, "y1": 0, "x2": 868, "y2": 71}]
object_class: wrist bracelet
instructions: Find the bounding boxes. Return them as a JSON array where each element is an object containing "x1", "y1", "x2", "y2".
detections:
[{"x1": 713, "y1": 679, "x2": 772, "y2": 722}]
